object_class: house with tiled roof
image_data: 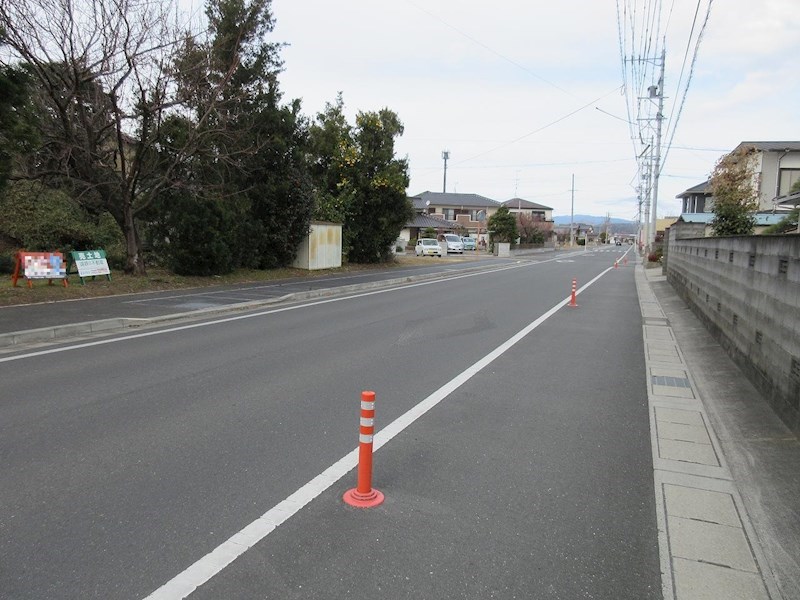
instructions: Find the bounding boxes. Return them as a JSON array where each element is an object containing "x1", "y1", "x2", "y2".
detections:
[
  {"x1": 409, "y1": 191, "x2": 501, "y2": 239},
  {"x1": 501, "y1": 197, "x2": 555, "y2": 239},
  {"x1": 501, "y1": 198, "x2": 554, "y2": 221},
  {"x1": 398, "y1": 213, "x2": 456, "y2": 246}
]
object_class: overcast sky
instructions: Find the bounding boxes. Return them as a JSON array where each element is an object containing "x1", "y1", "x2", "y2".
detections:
[{"x1": 265, "y1": 0, "x2": 798, "y2": 220}]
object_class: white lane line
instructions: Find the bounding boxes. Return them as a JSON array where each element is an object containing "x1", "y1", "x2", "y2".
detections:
[
  {"x1": 141, "y1": 266, "x2": 613, "y2": 600},
  {"x1": 0, "y1": 261, "x2": 530, "y2": 364}
]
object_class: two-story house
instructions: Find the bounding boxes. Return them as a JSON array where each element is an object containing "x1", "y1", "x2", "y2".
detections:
[
  {"x1": 677, "y1": 141, "x2": 800, "y2": 215},
  {"x1": 741, "y1": 141, "x2": 800, "y2": 210},
  {"x1": 677, "y1": 180, "x2": 713, "y2": 214},
  {"x1": 501, "y1": 198, "x2": 555, "y2": 237},
  {"x1": 501, "y1": 198, "x2": 554, "y2": 221},
  {"x1": 409, "y1": 191, "x2": 501, "y2": 239}
]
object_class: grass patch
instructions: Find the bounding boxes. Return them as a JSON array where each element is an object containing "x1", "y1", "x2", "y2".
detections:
[{"x1": 0, "y1": 260, "x2": 419, "y2": 307}]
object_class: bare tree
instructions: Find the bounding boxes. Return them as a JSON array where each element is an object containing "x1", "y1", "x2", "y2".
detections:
[
  {"x1": 517, "y1": 212, "x2": 547, "y2": 244},
  {"x1": 0, "y1": 0, "x2": 229, "y2": 274}
]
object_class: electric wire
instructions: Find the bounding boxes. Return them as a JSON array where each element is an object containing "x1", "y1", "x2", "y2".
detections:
[
  {"x1": 452, "y1": 86, "x2": 622, "y2": 166},
  {"x1": 618, "y1": 0, "x2": 713, "y2": 218},
  {"x1": 663, "y1": 0, "x2": 703, "y2": 153},
  {"x1": 660, "y1": 0, "x2": 713, "y2": 173}
]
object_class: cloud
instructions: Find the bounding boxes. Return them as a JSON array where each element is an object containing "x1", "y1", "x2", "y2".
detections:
[{"x1": 268, "y1": 0, "x2": 798, "y2": 219}]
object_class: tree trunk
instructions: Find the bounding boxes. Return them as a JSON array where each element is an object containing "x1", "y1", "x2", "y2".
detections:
[{"x1": 122, "y1": 201, "x2": 146, "y2": 275}]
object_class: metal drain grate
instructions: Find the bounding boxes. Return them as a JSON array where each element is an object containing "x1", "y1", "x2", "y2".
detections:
[{"x1": 652, "y1": 375, "x2": 691, "y2": 388}]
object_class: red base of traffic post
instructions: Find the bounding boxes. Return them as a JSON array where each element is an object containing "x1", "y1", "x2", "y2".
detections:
[
  {"x1": 343, "y1": 391, "x2": 385, "y2": 508},
  {"x1": 343, "y1": 487, "x2": 385, "y2": 508}
]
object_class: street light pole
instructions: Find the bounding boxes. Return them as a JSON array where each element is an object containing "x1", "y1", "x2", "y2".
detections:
[{"x1": 442, "y1": 150, "x2": 450, "y2": 193}]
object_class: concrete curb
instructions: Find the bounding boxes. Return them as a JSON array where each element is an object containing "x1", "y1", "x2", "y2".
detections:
[
  {"x1": 0, "y1": 318, "x2": 140, "y2": 348},
  {"x1": 0, "y1": 263, "x2": 500, "y2": 349}
]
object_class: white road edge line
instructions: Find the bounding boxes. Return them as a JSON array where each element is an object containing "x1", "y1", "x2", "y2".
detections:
[
  {"x1": 141, "y1": 266, "x2": 613, "y2": 600},
  {"x1": 0, "y1": 258, "x2": 565, "y2": 364}
]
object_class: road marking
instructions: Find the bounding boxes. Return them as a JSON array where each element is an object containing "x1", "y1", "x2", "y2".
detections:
[
  {"x1": 123, "y1": 268, "x2": 444, "y2": 303},
  {"x1": 0, "y1": 257, "x2": 582, "y2": 364},
  {"x1": 141, "y1": 266, "x2": 613, "y2": 600}
]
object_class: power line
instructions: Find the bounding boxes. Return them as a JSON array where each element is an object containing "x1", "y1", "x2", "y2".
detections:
[
  {"x1": 660, "y1": 0, "x2": 713, "y2": 173},
  {"x1": 404, "y1": 0, "x2": 574, "y2": 98},
  {"x1": 452, "y1": 86, "x2": 622, "y2": 166}
]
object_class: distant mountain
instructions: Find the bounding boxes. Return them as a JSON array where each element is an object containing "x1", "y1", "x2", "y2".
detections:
[{"x1": 553, "y1": 214, "x2": 634, "y2": 226}]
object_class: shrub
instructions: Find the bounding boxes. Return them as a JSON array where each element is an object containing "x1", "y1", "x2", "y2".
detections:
[
  {"x1": 0, "y1": 252, "x2": 15, "y2": 274},
  {"x1": 149, "y1": 192, "x2": 237, "y2": 276},
  {"x1": 0, "y1": 181, "x2": 125, "y2": 261}
]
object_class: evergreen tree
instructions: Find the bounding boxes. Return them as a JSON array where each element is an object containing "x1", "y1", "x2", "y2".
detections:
[
  {"x1": 158, "y1": 0, "x2": 313, "y2": 272},
  {"x1": 487, "y1": 206, "x2": 518, "y2": 244},
  {"x1": 308, "y1": 99, "x2": 411, "y2": 263},
  {"x1": 0, "y1": 60, "x2": 36, "y2": 191}
]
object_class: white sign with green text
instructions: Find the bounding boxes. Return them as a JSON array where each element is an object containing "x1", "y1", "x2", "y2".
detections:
[{"x1": 71, "y1": 250, "x2": 111, "y2": 278}]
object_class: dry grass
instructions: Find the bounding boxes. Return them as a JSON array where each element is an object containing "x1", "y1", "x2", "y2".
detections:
[
  {"x1": 0, "y1": 253, "x2": 488, "y2": 307},
  {"x1": 0, "y1": 259, "x2": 426, "y2": 307}
]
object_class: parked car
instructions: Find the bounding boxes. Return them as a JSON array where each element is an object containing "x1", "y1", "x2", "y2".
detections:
[
  {"x1": 415, "y1": 238, "x2": 443, "y2": 257},
  {"x1": 461, "y1": 236, "x2": 477, "y2": 251},
  {"x1": 438, "y1": 233, "x2": 464, "y2": 254}
]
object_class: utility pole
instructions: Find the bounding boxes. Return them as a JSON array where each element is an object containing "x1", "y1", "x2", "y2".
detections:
[
  {"x1": 636, "y1": 186, "x2": 644, "y2": 252},
  {"x1": 649, "y1": 48, "x2": 666, "y2": 247},
  {"x1": 441, "y1": 150, "x2": 450, "y2": 193},
  {"x1": 642, "y1": 155, "x2": 651, "y2": 251},
  {"x1": 628, "y1": 48, "x2": 666, "y2": 253},
  {"x1": 569, "y1": 174, "x2": 575, "y2": 247}
]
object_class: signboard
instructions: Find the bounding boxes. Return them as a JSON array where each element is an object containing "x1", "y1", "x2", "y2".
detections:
[
  {"x1": 69, "y1": 249, "x2": 112, "y2": 284},
  {"x1": 12, "y1": 251, "x2": 68, "y2": 287}
]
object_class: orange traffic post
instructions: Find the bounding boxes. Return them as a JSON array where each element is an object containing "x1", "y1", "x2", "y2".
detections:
[
  {"x1": 624, "y1": 256, "x2": 628, "y2": 266},
  {"x1": 569, "y1": 278, "x2": 578, "y2": 307},
  {"x1": 343, "y1": 391, "x2": 385, "y2": 508},
  {"x1": 614, "y1": 260, "x2": 619, "y2": 269}
]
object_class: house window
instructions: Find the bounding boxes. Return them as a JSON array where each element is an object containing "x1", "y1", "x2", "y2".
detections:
[
  {"x1": 682, "y1": 195, "x2": 707, "y2": 213},
  {"x1": 443, "y1": 208, "x2": 455, "y2": 221},
  {"x1": 779, "y1": 168, "x2": 800, "y2": 196}
]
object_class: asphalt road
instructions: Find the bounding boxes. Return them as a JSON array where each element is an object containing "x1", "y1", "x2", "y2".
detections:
[
  {"x1": 0, "y1": 256, "x2": 504, "y2": 334},
  {"x1": 0, "y1": 247, "x2": 659, "y2": 599}
]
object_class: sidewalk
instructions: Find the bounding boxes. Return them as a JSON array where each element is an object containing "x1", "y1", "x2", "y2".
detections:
[{"x1": 638, "y1": 264, "x2": 800, "y2": 600}]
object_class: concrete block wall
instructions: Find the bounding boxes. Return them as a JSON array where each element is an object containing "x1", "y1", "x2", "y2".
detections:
[{"x1": 665, "y1": 234, "x2": 800, "y2": 434}]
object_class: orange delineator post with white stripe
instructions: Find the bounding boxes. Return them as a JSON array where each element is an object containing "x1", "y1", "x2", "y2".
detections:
[
  {"x1": 343, "y1": 390, "x2": 385, "y2": 508},
  {"x1": 569, "y1": 278, "x2": 578, "y2": 307}
]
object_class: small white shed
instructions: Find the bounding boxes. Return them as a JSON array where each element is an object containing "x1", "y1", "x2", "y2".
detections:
[{"x1": 293, "y1": 221, "x2": 343, "y2": 270}]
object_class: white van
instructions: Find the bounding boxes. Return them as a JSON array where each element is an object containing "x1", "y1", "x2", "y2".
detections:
[{"x1": 438, "y1": 233, "x2": 464, "y2": 254}]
